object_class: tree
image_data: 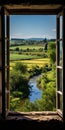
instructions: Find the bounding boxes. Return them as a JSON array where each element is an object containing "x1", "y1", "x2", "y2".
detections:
[
  {"x1": 44, "y1": 42, "x2": 48, "y2": 51},
  {"x1": 13, "y1": 62, "x2": 28, "y2": 74},
  {"x1": 44, "y1": 38, "x2": 47, "y2": 43},
  {"x1": 48, "y1": 42, "x2": 56, "y2": 64},
  {"x1": 15, "y1": 47, "x2": 19, "y2": 51},
  {"x1": 44, "y1": 38, "x2": 48, "y2": 51}
]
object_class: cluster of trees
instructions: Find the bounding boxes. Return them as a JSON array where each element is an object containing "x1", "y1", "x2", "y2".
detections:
[
  {"x1": 10, "y1": 47, "x2": 44, "y2": 52},
  {"x1": 10, "y1": 63, "x2": 31, "y2": 99}
]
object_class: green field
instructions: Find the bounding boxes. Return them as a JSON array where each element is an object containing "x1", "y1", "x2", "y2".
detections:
[
  {"x1": 10, "y1": 44, "x2": 49, "y2": 70},
  {"x1": 10, "y1": 45, "x2": 44, "y2": 50},
  {"x1": 10, "y1": 53, "x2": 40, "y2": 61},
  {"x1": 10, "y1": 58, "x2": 49, "y2": 70}
]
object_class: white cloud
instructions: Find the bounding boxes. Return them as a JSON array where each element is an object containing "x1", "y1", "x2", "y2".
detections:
[
  {"x1": 10, "y1": 33, "x2": 56, "y2": 39},
  {"x1": 52, "y1": 29, "x2": 56, "y2": 32},
  {"x1": 11, "y1": 33, "x2": 46, "y2": 39}
]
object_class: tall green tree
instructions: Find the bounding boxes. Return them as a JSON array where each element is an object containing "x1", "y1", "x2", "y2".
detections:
[{"x1": 48, "y1": 42, "x2": 56, "y2": 64}]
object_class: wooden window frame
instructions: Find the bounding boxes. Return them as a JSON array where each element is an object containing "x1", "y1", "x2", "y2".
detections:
[
  {"x1": 56, "y1": 13, "x2": 63, "y2": 117},
  {"x1": 1, "y1": 7, "x2": 10, "y2": 118},
  {"x1": 0, "y1": 5, "x2": 65, "y2": 121}
]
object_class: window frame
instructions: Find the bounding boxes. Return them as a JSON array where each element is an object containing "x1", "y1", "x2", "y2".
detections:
[
  {"x1": 1, "y1": 7, "x2": 10, "y2": 118},
  {"x1": 56, "y1": 13, "x2": 63, "y2": 117},
  {"x1": 0, "y1": 5, "x2": 65, "y2": 120}
]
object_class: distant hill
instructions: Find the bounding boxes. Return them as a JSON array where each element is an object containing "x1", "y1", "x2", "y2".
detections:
[
  {"x1": 11, "y1": 38, "x2": 45, "y2": 41},
  {"x1": 11, "y1": 38, "x2": 56, "y2": 41},
  {"x1": 26, "y1": 38, "x2": 45, "y2": 41},
  {"x1": 11, "y1": 38, "x2": 24, "y2": 41}
]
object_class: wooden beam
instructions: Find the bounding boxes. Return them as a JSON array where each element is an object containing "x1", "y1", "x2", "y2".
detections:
[
  {"x1": 1, "y1": 6, "x2": 6, "y2": 119},
  {"x1": 8, "y1": 9, "x2": 62, "y2": 15},
  {"x1": 56, "y1": 15, "x2": 60, "y2": 110},
  {"x1": 6, "y1": 15, "x2": 10, "y2": 111},
  {"x1": 63, "y1": 9, "x2": 65, "y2": 121}
]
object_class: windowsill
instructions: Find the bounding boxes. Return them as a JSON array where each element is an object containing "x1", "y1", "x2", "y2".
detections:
[
  {"x1": 6, "y1": 111, "x2": 62, "y2": 121},
  {"x1": 0, "y1": 111, "x2": 64, "y2": 129}
]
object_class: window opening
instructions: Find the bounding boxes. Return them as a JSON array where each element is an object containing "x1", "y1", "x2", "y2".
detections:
[{"x1": 10, "y1": 15, "x2": 57, "y2": 113}]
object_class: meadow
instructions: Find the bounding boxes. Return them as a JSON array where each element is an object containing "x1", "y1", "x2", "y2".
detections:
[
  {"x1": 10, "y1": 44, "x2": 49, "y2": 70},
  {"x1": 10, "y1": 58, "x2": 49, "y2": 70},
  {"x1": 10, "y1": 44, "x2": 44, "y2": 50}
]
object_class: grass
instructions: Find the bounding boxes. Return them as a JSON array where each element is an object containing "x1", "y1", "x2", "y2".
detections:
[
  {"x1": 47, "y1": 69, "x2": 56, "y2": 81},
  {"x1": 10, "y1": 53, "x2": 41, "y2": 61},
  {"x1": 10, "y1": 45, "x2": 44, "y2": 50},
  {"x1": 10, "y1": 58, "x2": 50, "y2": 70},
  {"x1": 10, "y1": 51, "x2": 47, "y2": 61}
]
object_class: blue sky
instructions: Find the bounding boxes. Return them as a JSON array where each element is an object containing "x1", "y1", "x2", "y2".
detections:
[{"x1": 10, "y1": 15, "x2": 56, "y2": 39}]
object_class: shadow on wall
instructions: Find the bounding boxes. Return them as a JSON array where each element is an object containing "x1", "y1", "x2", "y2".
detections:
[{"x1": 0, "y1": 119, "x2": 64, "y2": 129}]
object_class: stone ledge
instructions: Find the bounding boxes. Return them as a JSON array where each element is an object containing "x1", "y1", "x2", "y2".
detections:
[{"x1": 7, "y1": 111, "x2": 62, "y2": 121}]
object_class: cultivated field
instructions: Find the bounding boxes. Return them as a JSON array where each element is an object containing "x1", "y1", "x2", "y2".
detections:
[
  {"x1": 10, "y1": 58, "x2": 49, "y2": 70},
  {"x1": 10, "y1": 44, "x2": 49, "y2": 70}
]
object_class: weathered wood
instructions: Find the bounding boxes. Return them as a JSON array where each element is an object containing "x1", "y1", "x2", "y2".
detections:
[
  {"x1": 1, "y1": 6, "x2": 5, "y2": 119},
  {"x1": 63, "y1": 9, "x2": 65, "y2": 121},
  {"x1": 6, "y1": 111, "x2": 62, "y2": 121},
  {"x1": 6, "y1": 15, "x2": 10, "y2": 111},
  {"x1": 4, "y1": 4, "x2": 65, "y2": 15}
]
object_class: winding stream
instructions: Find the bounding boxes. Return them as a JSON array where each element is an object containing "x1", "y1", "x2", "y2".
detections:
[{"x1": 28, "y1": 75, "x2": 42, "y2": 102}]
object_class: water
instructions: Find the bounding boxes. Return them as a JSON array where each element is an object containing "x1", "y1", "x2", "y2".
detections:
[{"x1": 28, "y1": 75, "x2": 42, "y2": 102}]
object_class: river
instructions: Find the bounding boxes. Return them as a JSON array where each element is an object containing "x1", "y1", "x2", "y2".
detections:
[{"x1": 28, "y1": 75, "x2": 42, "y2": 102}]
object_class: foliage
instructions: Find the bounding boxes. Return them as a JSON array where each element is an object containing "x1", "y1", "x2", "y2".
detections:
[
  {"x1": 17, "y1": 99, "x2": 39, "y2": 112},
  {"x1": 41, "y1": 64, "x2": 52, "y2": 73},
  {"x1": 13, "y1": 62, "x2": 28, "y2": 74},
  {"x1": 10, "y1": 64, "x2": 31, "y2": 98},
  {"x1": 40, "y1": 82, "x2": 56, "y2": 111},
  {"x1": 48, "y1": 42, "x2": 56, "y2": 64},
  {"x1": 10, "y1": 96, "x2": 20, "y2": 111},
  {"x1": 28, "y1": 65, "x2": 42, "y2": 77},
  {"x1": 37, "y1": 67, "x2": 56, "y2": 111},
  {"x1": 12, "y1": 91, "x2": 23, "y2": 98}
]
